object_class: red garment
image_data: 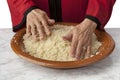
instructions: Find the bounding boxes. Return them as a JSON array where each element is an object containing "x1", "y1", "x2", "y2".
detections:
[{"x1": 7, "y1": 0, "x2": 116, "y2": 32}]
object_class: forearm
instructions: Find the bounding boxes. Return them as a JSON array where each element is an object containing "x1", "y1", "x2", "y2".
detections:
[
  {"x1": 86, "y1": 0, "x2": 116, "y2": 30},
  {"x1": 7, "y1": 0, "x2": 38, "y2": 32}
]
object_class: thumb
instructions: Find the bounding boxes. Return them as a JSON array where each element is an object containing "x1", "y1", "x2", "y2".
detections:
[
  {"x1": 62, "y1": 31, "x2": 73, "y2": 42},
  {"x1": 48, "y1": 19, "x2": 55, "y2": 25},
  {"x1": 45, "y1": 15, "x2": 55, "y2": 25}
]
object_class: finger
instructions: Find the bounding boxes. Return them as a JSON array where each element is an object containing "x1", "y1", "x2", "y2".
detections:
[
  {"x1": 79, "y1": 35, "x2": 89, "y2": 59},
  {"x1": 82, "y1": 36, "x2": 89, "y2": 44},
  {"x1": 80, "y1": 47, "x2": 86, "y2": 59},
  {"x1": 25, "y1": 11, "x2": 34, "y2": 38},
  {"x1": 24, "y1": 25, "x2": 31, "y2": 39},
  {"x1": 48, "y1": 19, "x2": 55, "y2": 25},
  {"x1": 45, "y1": 15, "x2": 55, "y2": 25},
  {"x1": 31, "y1": 25, "x2": 38, "y2": 40},
  {"x1": 41, "y1": 17, "x2": 51, "y2": 36},
  {"x1": 62, "y1": 31, "x2": 73, "y2": 42},
  {"x1": 70, "y1": 34, "x2": 78, "y2": 57},
  {"x1": 35, "y1": 22, "x2": 45, "y2": 40},
  {"x1": 85, "y1": 37, "x2": 92, "y2": 58},
  {"x1": 26, "y1": 25, "x2": 31, "y2": 34},
  {"x1": 85, "y1": 46, "x2": 91, "y2": 58},
  {"x1": 75, "y1": 40, "x2": 83, "y2": 59}
]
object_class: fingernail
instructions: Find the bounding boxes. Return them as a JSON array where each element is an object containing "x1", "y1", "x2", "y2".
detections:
[{"x1": 46, "y1": 31, "x2": 50, "y2": 36}]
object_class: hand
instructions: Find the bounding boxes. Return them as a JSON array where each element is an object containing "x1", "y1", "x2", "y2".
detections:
[
  {"x1": 63, "y1": 19, "x2": 97, "y2": 59},
  {"x1": 24, "y1": 9, "x2": 55, "y2": 40}
]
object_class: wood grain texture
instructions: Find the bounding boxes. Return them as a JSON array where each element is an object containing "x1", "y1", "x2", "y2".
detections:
[{"x1": 11, "y1": 22, "x2": 115, "y2": 69}]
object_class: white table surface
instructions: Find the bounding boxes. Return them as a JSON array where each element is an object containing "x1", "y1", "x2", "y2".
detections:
[{"x1": 0, "y1": 28, "x2": 120, "y2": 80}]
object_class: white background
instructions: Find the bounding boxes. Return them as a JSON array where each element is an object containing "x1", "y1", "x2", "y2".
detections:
[{"x1": 0, "y1": 0, "x2": 120, "y2": 28}]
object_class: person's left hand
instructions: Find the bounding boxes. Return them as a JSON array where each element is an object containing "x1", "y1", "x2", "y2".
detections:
[{"x1": 63, "y1": 19, "x2": 97, "y2": 59}]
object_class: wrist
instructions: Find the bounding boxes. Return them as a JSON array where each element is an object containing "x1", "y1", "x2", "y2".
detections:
[
  {"x1": 77, "y1": 18, "x2": 97, "y2": 32},
  {"x1": 84, "y1": 18, "x2": 97, "y2": 28},
  {"x1": 24, "y1": 6, "x2": 38, "y2": 16}
]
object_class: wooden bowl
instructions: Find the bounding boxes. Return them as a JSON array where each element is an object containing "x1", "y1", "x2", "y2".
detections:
[{"x1": 11, "y1": 22, "x2": 115, "y2": 69}]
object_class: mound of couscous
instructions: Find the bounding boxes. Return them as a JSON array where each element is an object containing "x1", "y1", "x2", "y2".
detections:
[{"x1": 23, "y1": 25, "x2": 101, "y2": 61}]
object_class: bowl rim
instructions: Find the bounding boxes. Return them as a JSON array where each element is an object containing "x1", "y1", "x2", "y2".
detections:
[{"x1": 11, "y1": 22, "x2": 115, "y2": 68}]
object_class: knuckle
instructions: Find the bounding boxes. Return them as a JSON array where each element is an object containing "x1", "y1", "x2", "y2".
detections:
[
  {"x1": 41, "y1": 11, "x2": 46, "y2": 14},
  {"x1": 40, "y1": 12, "x2": 46, "y2": 17},
  {"x1": 34, "y1": 17, "x2": 39, "y2": 22}
]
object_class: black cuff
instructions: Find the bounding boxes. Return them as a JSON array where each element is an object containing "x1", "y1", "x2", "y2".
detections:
[
  {"x1": 85, "y1": 15, "x2": 101, "y2": 29},
  {"x1": 13, "y1": 6, "x2": 38, "y2": 32},
  {"x1": 24, "y1": 6, "x2": 39, "y2": 17}
]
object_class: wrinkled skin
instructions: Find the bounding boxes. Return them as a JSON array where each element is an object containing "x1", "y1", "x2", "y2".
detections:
[
  {"x1": 63, "y1": 19, "x2": 97, "y2": 59},
  {"x1": 24, "y1": 9, "x2": 55, "y2": 41},
  {"x1": 24, "y1": 9, "x2": 97, "y2": 60}
]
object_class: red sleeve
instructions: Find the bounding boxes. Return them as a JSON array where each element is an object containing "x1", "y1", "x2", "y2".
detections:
[
  {"x1": 7, "y1": 0, "x2": 38, "y2": 32},
  {"x1": 86, "y1": 0, "x2": 116, "y2": 30}
]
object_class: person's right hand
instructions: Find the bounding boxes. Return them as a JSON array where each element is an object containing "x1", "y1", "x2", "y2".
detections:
[{"x1": 24, "y1": 9, "x2": 55, "y2": 41}]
